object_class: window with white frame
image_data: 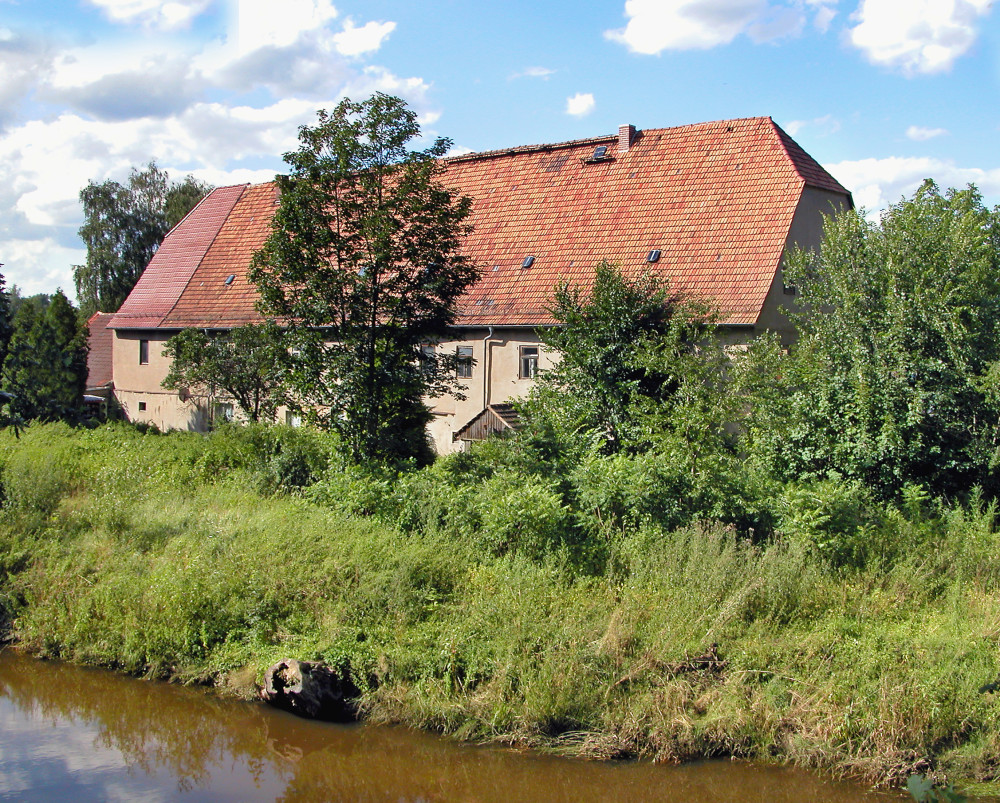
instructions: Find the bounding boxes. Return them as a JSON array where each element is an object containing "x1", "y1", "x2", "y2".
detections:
[{"x1": 519, "y1": 346, "x2": 538, "y2": 379}]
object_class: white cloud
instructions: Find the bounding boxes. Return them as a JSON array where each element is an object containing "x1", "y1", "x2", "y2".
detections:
[
  {"x1": 510, "y1": 66, "x2": 555, "y2": 80},
  {"x1": 333, "y1": 19, "x2": 396, "y2": 56},
  {"x1": 86, "y1": 0, "x2": 211, "y2": 30},
  {"x1": 605, "y1": 0, "x2": 840, "y2": 53},
  {"x1": 784, "y1": 114, "x2": 840, "y2": 137},
  {"x1": 813, "y1": 4, "x2": 836, "y2": 32},
  {"x1": 906, "y1": 125, "x2": 948, "y2": 141},
  {"x1": 0, "y1": 31, "x2": 53, "y2": 131},
  {"x1": 607, "y1": 0, "x2": 770, "y2": 52},
  {"x1": 565, "y1": 92, "x2": 595, "y2": 117},
  {"x1": 0, "y1": 238, "x2": 84, "y2": 298},
  {"x1": 849, "y1": 0, "x2": 993, "y2": 75},
  {"x1": 0, "y1": 1, "x2": 437, "y2": 299},
  {"x1": 827, "y1": 155, "x2": 1000, "y2": 215},
  {"x1": 237, "y1": 0, "x2": 339, "y2": 54}
]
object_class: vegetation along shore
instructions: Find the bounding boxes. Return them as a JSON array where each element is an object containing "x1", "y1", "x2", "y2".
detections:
[{"x1": 2, "y1": 416, "x2": 1000, "y2": 796}]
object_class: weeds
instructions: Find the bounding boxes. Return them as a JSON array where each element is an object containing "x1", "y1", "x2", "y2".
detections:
[{"x1": 1, "y1": 421, "x2": 1000, "y2": 795}]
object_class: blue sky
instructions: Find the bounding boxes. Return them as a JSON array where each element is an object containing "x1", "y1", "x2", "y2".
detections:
[{"x1": 0, "y1": 0, "x2": 997, "y2": 297}]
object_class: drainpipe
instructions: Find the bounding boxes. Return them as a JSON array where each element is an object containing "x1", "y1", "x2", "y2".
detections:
[{"x1": 482, "y1": 326, "x2": 497, "y2": 410}]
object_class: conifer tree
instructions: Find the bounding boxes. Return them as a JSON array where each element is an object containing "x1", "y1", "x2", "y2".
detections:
[{"x1": 2, "y1": 290, "x2": 87, "y2": 423}]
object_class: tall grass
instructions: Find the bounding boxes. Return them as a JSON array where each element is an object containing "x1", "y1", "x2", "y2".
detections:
[{"x1": 2, "y1": 422, "x2": 1000, "y2": 792}]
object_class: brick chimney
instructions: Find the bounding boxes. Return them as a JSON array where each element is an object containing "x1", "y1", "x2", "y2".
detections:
[{"x1": 618, "y1": 124, "x2": 636, "y2": 153}]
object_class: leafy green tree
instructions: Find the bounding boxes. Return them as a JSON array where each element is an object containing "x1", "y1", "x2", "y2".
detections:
[
  {"x1": 75, "y1": 163, "x2": 212, "y2": 316},
  {"x1": 740, "y1": 181, "x2": 1000, "y2": 500},
  {"x1": 249, "y1": 93, "x2": 477, "y2": 464},
  {"x1": 161, "y1": 322, "x2": 290, "y2": 423},
  {"x1": 523, "y1": 262, "x2": 746, "y2": 530},
  {"x1": 2, "y1": 289, "x2": 87, "y2": 423},
  {"x1": 165, "y1": 174, "x2": 213, "y2": 230},
  {"x1": 530, "y1": 261, "x2": 730, "y2": 455}
]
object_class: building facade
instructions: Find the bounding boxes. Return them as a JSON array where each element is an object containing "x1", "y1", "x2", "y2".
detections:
[{"x1": 107, "y1": 117, "x2": 852, "y2": 451}]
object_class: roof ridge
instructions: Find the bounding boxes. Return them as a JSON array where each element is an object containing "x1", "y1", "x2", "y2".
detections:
[
  {"x1": 444, "y1": 134, "x2": 616, "y2": 163},
  {"x1": 443, "y1": 116, "x2": 776, "y2": 165}
]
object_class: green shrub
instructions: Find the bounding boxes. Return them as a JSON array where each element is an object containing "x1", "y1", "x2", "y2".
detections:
[{"x1": 776, "y1": 479, "x2": 881, "y2": 569}]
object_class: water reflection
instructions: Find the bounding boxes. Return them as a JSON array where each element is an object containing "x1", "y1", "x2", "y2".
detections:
[{"x1": 0, "y1": 649, "x2": 907, "y2": 802}]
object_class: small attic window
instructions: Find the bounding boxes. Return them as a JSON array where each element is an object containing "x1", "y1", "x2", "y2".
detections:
[
  {"x1": 647, "y1": 249, "x2": 661, "y2": 263},
  {"x1": 224, "y1": 274, "x2": 236, "y2": 285},
  {"x1": 522, "y1": 256, "x2": 535, "y2": 269},
  {"x1": 585, "y1": 145, "x2": 611, "y2": 164}
]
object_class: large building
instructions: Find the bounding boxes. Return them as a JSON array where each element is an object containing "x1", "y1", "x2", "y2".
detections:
[{"x1": 107, "y1": 117, "x2": 851, "y2": 451}]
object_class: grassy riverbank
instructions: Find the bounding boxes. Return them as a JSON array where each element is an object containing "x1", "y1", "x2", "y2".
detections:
[{"x1": 2, "y1": 423, "x2": 1000, "y2": 794}]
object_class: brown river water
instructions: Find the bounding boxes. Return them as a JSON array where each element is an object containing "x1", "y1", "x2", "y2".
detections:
[{"x1": 0, "y1": 648, "x2": 915, "y2": 802}]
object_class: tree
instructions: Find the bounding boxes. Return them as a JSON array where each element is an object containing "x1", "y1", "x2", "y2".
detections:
[
  {"x1": 165, "y1": 175, "x2": 213, "y2": 230},
  {"x1": 521, "y1": 262, "x2": 747, "y2": 530},
  {"x1": 161, "y1": 322, "x2": 290, "y2": 423},
  {"x1": 530, "y1": 261, "x2": 730, "y2": 455},
  {"x1": 2, "y1": 289, "x2": 87, "y2": 423},
  {"x1": 75, "y1": 163, "x2": 212, "y2": 317},
  {"x1": 249, "y1": 93, "x2": 477, "y2": 464},
  {"x1": 740, "y1": 181, "x2": 1000, "y2": 500},
  {"x1": 0, "y1": 268, "x2": 13, "y2": 371}
]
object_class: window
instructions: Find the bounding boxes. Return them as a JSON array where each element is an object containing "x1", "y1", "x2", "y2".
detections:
[
  {"x1": 419, "y1": 344, "x2": 435, "y2": 375},
  {"x1": 519, "y1": 346, "x2": 538, "y2": 379},
  {"x1": 285, "y1": 410, "x2": 302, "y2": 427},
  {"x1": 137, "y1": 401, "x2": 147, "y2": 412},
  {"x1": 139, "y1": 339, "x2": 149, "y2": 365},
  {"x1": 456, "y1": 346, "x2": 473, "y2": 379},
  {"x1": 215, "y1": 402, "x2": 234, "y2": 423}
]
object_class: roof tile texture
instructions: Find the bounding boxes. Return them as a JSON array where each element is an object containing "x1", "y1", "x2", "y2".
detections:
[
  {"x1": 86, "y1": 312, "x2": 114, "y2": 387},
  {"x1": 114, "y1": 116, "x2": 849, "y2": 330},
  {"x1": 111, "y1": 184, "x2": 247, "y2": 329}
]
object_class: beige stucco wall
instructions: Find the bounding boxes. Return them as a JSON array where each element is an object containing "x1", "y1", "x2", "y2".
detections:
[
  {"x1": 755, "y1": 187, "x2": 851, "y2": 344},
  {"x1": 425, "y1": 327, "x2": 556, "y2": 453},
  {"x1": 112, "y1": 330, "x2": 211, "y2": 430}
]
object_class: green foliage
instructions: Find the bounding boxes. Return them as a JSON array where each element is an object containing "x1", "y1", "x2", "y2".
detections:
[
  {"x1": 534, "y1": 261, "x2": 728, "y2": 453},
  {"x1": 164, "y1": 174, "x2": 213, "y2": 230},
  {"x1": 3, "y1": 423, "x2": 1000, "y2": 792},
  {"x1": 249, "y1": 93, "x2": 477, "y2": 464},
  {"x1": 515, "y1": 262, "x2": 747, "y2": 532},
  {"x1": 741, "y1": 182, "x2": 1000, "y2": 501},
  {"x1": 0, "y1": 272, "x2": 13, "y2": 371},
  {"x1": 1, "y1": 290, "x2": 87, "y2": 423},
  {"x1": 192, "y1": 421, "x2": 336, "y2": 493},
  {"x1": 75, "y1": 162, "x2": 212, "y2": 316},
  {"x1": 161, "y1": 322, "x2": 290, "y2": 422},
  {"x1": 775, "y1": 479, "x2": 880, "y2": 569}
]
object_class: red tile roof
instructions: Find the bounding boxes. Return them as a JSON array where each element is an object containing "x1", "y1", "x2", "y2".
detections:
[
  {"x1": 86, "y1": 312, "x2": 114, "y2": 388},
  {"x1": 111, "y1": 117, "x2": 849, "y2": 331},
  {"x1": 162, "y1": 183, "x2": 278, "y2": 328},
  {"x1": 110, "y1": 184, "x2": 247, "y2": 328}
]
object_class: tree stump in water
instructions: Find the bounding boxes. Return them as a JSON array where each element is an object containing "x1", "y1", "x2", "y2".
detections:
[{"x1": 260, "y1": 659, "x2": 359, "y2": 721}]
